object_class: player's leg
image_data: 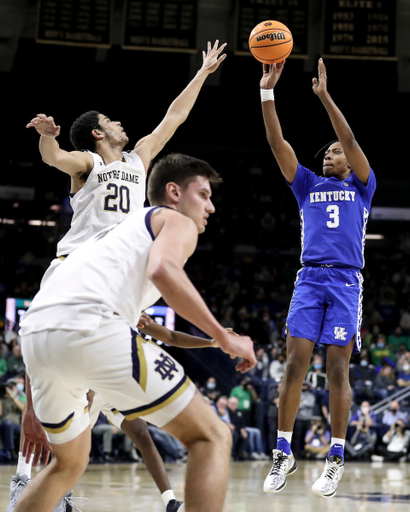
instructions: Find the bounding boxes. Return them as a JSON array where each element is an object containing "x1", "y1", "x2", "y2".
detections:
[
  {"x1": 311, "y1": 340, "x2": 353, "y2": 498},
  {"x1": 326, "y1": 337, "x2": 354, "y2": 453},
  {"x1": 14, "y1": 426, "x2": 91, "y2": 512},
  {"x1": 312, "y1": 269, "x2": 360, "y2": 498},
  {"x1": 264, "y1": 333, "x2": 313, "y2": 493},
  {"x1": 161, "y1": 389, "x2": 232, "y2": 512},
  {"x1": 121, "y1": 417, "x2": 183, "y2": 511}
]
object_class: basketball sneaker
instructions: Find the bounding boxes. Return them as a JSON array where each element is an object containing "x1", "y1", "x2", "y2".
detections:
[
  {"x1": 7, "y1": 474, "x2": 30, "y2": 512},
  {"x1": 311, "y1": 455, "x2": 344, "y2": 498},
  {"x1": 263, "y1": 449, "x2": 298, "y2": 493},
  {"x1": 54, "y1": 490, "x2": 88, "y2": 512},
  {"x1": 166, "y1": 499, "x2": 184, "y2": 512}
]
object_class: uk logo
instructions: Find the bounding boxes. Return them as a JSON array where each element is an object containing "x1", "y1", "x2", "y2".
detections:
[
  {"x1": 154, "y1": 353, "x2": 179, "y2": 381},
  {"x1": 334, "y1": 327, "x2": 347, "y2": 341}
]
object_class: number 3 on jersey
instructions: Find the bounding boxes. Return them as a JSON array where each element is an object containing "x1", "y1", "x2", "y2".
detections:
[
  {"x1": 326, "y1": 204, "x2": 339, "y2": 228},
  {"x1": 104, "y1": 184, "x2": 130, "y2": 213}
]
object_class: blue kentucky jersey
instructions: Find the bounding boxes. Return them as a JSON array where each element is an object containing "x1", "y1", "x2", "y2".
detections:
[{"x1": 289, "y1": 163, "x2": 376, "y2": 269}]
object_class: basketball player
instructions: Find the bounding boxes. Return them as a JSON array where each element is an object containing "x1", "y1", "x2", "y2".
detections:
[
  {"x1": 259, "y1": 59, "x2": 376, "y2": 498},
  {"x1": 8, "y1": 41, "x2": 227, "y2": 512},
  {"x1": 16, "y1": 153, "x2": 256, "y2": 512}
]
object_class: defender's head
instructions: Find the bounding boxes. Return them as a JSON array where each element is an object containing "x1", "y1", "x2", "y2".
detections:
[
  {"x1": 147, "y1": 153, "x2": 222, "y2": 233},
  {"x1": 316, "y1": 141, "x2": 352, "y2": 180},
  {"x1": 70, "y1": 111, "x2": 128, "y2": 152}
]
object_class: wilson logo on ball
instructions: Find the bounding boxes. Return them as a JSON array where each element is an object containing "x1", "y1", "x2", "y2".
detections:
[
  {"x1": 256, "y1": 32, "x2": 286, "y2": 42},
  {"x1": 249, "y1": 20, "x2": 293, "y2": 64}
]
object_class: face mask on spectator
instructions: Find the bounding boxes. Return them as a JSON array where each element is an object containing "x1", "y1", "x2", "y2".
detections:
[
  {"x1": 360, "y1": 360, "x2": 368, "y2": 367},
  {"x1": 16, "y1": 383, "x2": 24, "y2": 392},
  {"x1": 207, "y1": 382, "x2": 216, "y2": 390},
  {"x1": 403, "y1": 364, "x2": 410, "y2": 372},
  {"x1": 377, "y1": 341, "x2": 385, "y2": 348},
  {"x1": 313, "y1": 363, "x2": 322, "y2": 370}
]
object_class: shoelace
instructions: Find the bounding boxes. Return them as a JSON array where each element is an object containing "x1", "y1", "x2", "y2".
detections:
[
  {"x1": 64, "y1": 491, "x2": 88, "y2": 512},
  {"x1": 269, "y1": 452, "x2": 287, "y2": 476},
  {"x1": 323, "y1": 463, "x2": 339, "y2": 481}
]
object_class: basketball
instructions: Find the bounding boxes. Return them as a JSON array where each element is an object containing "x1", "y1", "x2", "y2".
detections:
[{"x1": 248, "y1": 20, "x2": 293, "y2": 64}]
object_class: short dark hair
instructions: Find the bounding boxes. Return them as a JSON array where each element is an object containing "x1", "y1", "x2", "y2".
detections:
[
  {"x1": 147, "y1": 153, "x2": 222, "y2": 205},
  {"x1": 70, "y1": 111, "x2": 101, "y2": 151},
  {"x1": 314, "y1": 140, "x2": 338, "y2": 159}
]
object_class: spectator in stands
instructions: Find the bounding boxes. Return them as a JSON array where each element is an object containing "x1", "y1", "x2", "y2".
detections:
[
  {"x1": 201, "y1": 376, "x2": 221, "y2": 404},
  {"x1": 0, "y1": 353, "x2": 7, "y2": 379},
  {"x1": 269, "y1": 351, "x2": 286, "y2": 382},
  {"x1": 306, "y1": 354, "x2": 327, "y2": 390},
  {"x1": 350, "y1": 349, "x2": 377, "y2": 401},
  {"x1": 363, "y1": 324, "x2": 381, "y2": 348},
  {"x1": 225, "y1": 396, "x2": 251, "y2": 460},
  {"x1": 350, "y1": 401, "x2": 375, "y2": 428},
  {"x1": 396, "y1": 350, "x2": 410, "y2": 373},
  {"x1": 6, "y1": 344, "x2": 25, "y2": 376},
  {"x1": 227, "y1": 396, "x2": 268, "y2": 460},
  {"x1": 370, "y1": 334, "x2": 395, "y2": 367},
  {"x1": 371, "y1": 419, "x2": 410, "y2": 462},
  {"x1": 304, "y1": 419, "x2": 330, "y2": 460},
  {"x1": 388, "y1": 326, "x2": 410, "y2": 352},
  {"x1": 249, "y1": 345, "x2": 270, "y2": 380},
  {"x1": 374, "y1": 364, "x2": 398, "y2": 400},
  {"x1": 399, "y1": 305, "x2": 410, "y2": 335},
  {"x1": 267, "y1": 381, "x2": 281, "y2": 452},
  {"x1": 214, "y1": 395, "x2": 248, "y2": 460},
  {"x1": 382, "y1": 400, "x2": 408, "y2": 426},
  {"x1": 230, "y1": 376, "x2": 258, "y2": 426},
  {"x1": 293, "y1": 381, "x2": 316, "y2": 457},
  {"x1": 345, "y1": 415, "x2": 377, "y2": 460},
  {"x1": 397, "y1": 359, "x2": 410, "y2": 388},
  {"x1": 0, "y1": 378, "x2": 26, "y2": 461},
  {"x1": 92, "y1": 413, "x2": 139, "y2": 462}
]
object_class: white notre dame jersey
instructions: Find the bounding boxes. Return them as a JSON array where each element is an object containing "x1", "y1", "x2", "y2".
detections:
[
  {"x1": 20, "y1": 206, "x2": 167, "y2": 335},
  {"x1": 56, "y1": 150, "x2": 146, "y2": 257}
]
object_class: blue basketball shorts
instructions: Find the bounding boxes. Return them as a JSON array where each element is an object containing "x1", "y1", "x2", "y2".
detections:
[{"x1": 283, "y1": 266, "x2": 364, "y2": 353}]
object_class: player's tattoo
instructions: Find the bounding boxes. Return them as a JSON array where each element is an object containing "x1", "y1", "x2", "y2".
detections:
[{"x1": 160, "y1": 138, "x2": 168, "y2": 147}]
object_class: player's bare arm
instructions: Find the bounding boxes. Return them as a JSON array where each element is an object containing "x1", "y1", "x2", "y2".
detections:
[
  {"x1": 138, "y1": 312, "x2": 236, "y2": 348},
  {"x1": 147, "y1": 210, "x2": 256, "y2": 372},
  {"x1": 260, "y1": 62, "x2": 298, "y2": 183},
  {"x1": 134, "y1": 40, "x2": 227, "y2": 171},
  {"x1": 313, "y1": 58, "x2": 370, "y2": 184},
  {"x1": 26, "y1": 114, "x2": 93, "y2": 184}
]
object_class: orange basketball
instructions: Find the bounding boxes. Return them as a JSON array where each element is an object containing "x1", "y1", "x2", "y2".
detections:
[{"x1": 248, "y1": 20, "x2": 293, "y2": 64}]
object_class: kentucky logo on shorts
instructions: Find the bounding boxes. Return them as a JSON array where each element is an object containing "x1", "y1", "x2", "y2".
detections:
[
  {"x1": 154, "y1": 353, "x2": 179, "y2": 381},
  {"x1": 334, "y1": 326, "x2": 347, "y2": 341}
]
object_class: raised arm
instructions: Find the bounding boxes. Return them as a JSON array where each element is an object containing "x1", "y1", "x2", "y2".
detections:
[
  {"x1": 147, "y1": 210, "x2": 256, "y2": 373},
  {"x1": 260, "y1": 62, "x2": 298, "y2": 183},
  {"x1": 312, "y1": 58, "x2": 370, "y2": 184},
  {"x1": 134, "y1": 40, "x2": 227, "y2": 171},
  {"x1": 26, "y1": 114, "x2": 93, "y2": 179}
]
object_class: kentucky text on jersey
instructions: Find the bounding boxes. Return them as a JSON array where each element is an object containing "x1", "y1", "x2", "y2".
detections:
[
  {"x1": 97, "y1": 170, "x2": 140, "y2": 184},
  {"x1": 289, "y1": 163, "x2": 376, "y2": 269},
  {"x1": 310, "y1": 190, "x2": 356, "y2": 203}
]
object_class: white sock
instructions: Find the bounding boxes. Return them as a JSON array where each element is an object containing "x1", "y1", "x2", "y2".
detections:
[
  {"x1": 331, "y1": 437, "x2": 345, "y2": 448},
  {"x1": 16, "y1": 452, "x2": 34, "y2": 479},
  {"x1": 277, "y1": 430, "x2": 293, "y2": 443},
  {"x1": 161, "y1": 489, "x2": 176, "y2": 506}
]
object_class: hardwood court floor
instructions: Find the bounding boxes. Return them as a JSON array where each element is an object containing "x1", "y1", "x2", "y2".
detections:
[{"x1": 1, "y1": 460, "x2": 410, "y2": 511}]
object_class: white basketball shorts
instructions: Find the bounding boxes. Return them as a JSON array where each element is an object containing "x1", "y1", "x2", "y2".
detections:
[{"x1": 22, "y1": 316, "x2": 195, "y2": 444}]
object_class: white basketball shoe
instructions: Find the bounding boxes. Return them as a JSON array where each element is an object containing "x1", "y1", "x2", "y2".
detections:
[
  {"x1": 263, "y1": 449, "x2": 298, "y2": 493},
  {"x1": 311, "y1": 455, "x2": 344, "y2": 498}
]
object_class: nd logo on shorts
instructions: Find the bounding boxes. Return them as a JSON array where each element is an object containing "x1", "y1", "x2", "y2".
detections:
[{"x1": 334, "y1": 327, "x2": 347, "y2": 341}]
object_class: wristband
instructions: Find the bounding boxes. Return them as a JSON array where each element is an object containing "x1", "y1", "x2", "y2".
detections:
[{"x1": 261, "y1": 88, "x2": 274, "y2": 102}]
